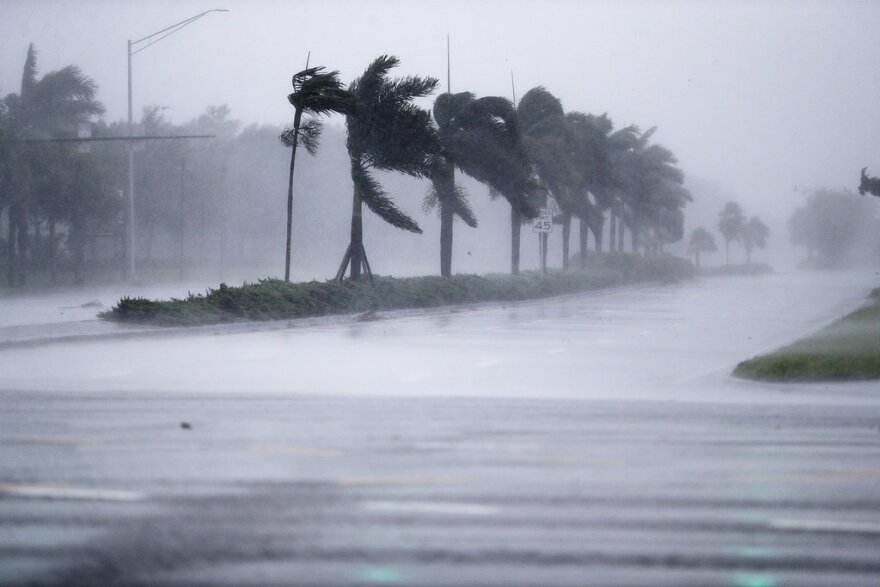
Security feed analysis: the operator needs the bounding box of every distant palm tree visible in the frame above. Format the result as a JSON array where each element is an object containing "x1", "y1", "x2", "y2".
[
  {"x1": 687, "y1": 226, "x2": 717, "y2": 269},
  {"x1": 742, "y1": 215, "x2": 769, "y2": 264},
  {"x1": 428, "y1": 92, "x2": 535, "y2": 276},
  {"x1": 566, "y1": 111, "x2": 613, "y2": 264},
  {"x1": 336, "y1": 55, "x2": 438, "y2": 281},
  {"x1": 718, "y1": 201, "x2": 746, "y2": 265},
  {"x1": 281, "y1": 66, "x2": 355, "y2": 282},
  {"x1": 2, "y1": 44, "x2": 104, "y2": 286},
  {"x1": 518, "y1": 87, "x2": 582, "y2": 270}
]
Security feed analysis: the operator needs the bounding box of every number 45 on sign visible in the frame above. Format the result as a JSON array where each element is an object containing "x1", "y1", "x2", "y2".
[{"x1": 533, "y1": 208, "x2": 553, "y2": 233}]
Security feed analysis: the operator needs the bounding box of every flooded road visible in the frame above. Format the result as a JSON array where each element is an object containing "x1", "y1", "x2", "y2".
[
  {"x1": 0, "y1": 269, "x2": 876, "y2": 401},
  {"x1": 1, "y1": 270, "x2": 879, "y2": 586}
]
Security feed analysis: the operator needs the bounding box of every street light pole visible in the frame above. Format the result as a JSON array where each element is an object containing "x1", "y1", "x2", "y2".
[{"x1": 126, "y1": 9, "x2": 228, "y2": 282}]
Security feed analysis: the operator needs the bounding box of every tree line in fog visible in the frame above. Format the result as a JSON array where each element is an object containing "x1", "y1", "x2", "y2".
[{"x1": 1, "y1": 48, "x2": 695, "y2": 287}]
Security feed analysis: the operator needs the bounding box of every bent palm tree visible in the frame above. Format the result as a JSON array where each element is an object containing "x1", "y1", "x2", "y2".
[
  {"x1": 429, "y1": 92, "x2": 535, "y2": 276},
  {"x1": 281, "y1": 66, "x2": 355, "y2": 281},
  {"x1": 518, "y1": 87, "x2": 582, "y2": 270},
  {"x1": 336, "y1": 55, "x2": 438, "y2": 280}
]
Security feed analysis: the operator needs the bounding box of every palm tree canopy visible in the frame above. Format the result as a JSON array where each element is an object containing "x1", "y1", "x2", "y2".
[
  {"x1": 518, "y1": 87, "x2": 584, "y2": 217},
  {"x1": 688, "y1": 226, "x2": 718, "y2": 254},
  {"x1": 347, "y1": 55, "x2": 439, "y2": 177},
  {"x1": 432, "y1": 91, "x2": 536, "y2": 218},
  {"x1": 5, "y1": 44, "x2": 104, "y2": 138},
  {"x1": 344, "y1": 55, "x2": 439, "y2": 233},
  {"x1": 287, "y1": 66, "x2": 356, "y2": 116}
]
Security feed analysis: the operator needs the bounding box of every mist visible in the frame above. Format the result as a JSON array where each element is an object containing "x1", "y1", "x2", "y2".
[
  {"x1": 3, "y1": 1, "x2": 880, "y2": 285},
  {"x1": 3, "y1": 2, "x2": 880, "y2": 586}
]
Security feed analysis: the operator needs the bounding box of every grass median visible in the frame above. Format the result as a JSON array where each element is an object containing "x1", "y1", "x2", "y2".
[
  {"x1": 100, "y1": 253, "x2": 694, "y2": 327},
  {"x1": 734, "y1": 293, "x2": 880, "y2": 381}
]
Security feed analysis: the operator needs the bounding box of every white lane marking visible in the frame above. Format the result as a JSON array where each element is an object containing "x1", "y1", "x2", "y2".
[
  {"x1": 362, "y1": 500, "x2": 498, "y2": 517},
  {"x1": 768, "y1": 518, "x2": 880, "y2": 535},
  {"x1": 0, "y1": 483, "x2": 144, "y2": 502}
]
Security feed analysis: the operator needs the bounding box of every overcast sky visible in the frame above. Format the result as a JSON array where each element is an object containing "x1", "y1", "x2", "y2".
[{"x1": 2, "y1": 0, "x2": 879, "y2": 220}]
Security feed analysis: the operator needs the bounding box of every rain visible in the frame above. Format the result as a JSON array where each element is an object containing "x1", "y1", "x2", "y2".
[{"x1": 1, "y1": 1, "x2": 880, "y2": 585}]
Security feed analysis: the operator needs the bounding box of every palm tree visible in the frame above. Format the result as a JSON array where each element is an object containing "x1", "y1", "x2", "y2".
[
  {"x1": 336, "y1": 55, "x2": 438, "y2": 281},
  {"x1": 718, "y1": 201, "x2": 746, "y2": 265},
  {"x1": 605, "y1": 124, "x2": 641, "y2": 253},
  {"x1": 687, "y1": 226, "x2": 717, "y2": 269},
  {"x1": 428, "y1": 92, "x2": 535, "y2": 276},
  {"x1": 2, "y1": 44, "x2": 104, "y2": 286},
  {"x1": 566, "y1": 112, "x2": 613, "y2": 264},
  {"x1": 518, "y1": 87, "x2": 582, "y2": 270},
  {"x1": 280, "y1": 66, "x2": 355, "y2": 282},
  {"x1": 742, "y1": 215, "x2": 769, "y2": 264}
]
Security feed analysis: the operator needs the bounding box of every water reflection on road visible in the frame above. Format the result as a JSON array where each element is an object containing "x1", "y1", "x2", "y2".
[{"x1": 0, "y1": 270, "x2": 877, "y2": 403}]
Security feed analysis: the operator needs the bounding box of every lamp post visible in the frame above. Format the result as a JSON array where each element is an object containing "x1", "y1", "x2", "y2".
[{"x1": 127, "y1": 9, "x2": 228, "y2": 282}]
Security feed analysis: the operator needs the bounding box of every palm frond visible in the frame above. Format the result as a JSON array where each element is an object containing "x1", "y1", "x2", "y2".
[{"x1": 352, "y1": 157, "x2": 422, "y2": 233}]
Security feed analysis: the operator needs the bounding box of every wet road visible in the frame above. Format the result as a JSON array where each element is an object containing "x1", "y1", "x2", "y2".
[{"x1": 1, "y1": 270, "x2": 879, "y2": 586}]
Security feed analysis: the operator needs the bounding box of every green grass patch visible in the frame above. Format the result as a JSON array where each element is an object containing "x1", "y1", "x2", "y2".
[
  {"x1": 734, "y1": 295, "x2": 880, "y2": 381},
  {"x1": 100, "y1": 253, "x2": 694, "y2": 327}
]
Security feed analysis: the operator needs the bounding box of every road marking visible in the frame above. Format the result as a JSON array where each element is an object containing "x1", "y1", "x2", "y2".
[
  {"x1": 0, "y1": 483, "x2": 144, "y2": 502},
  {"x1": 13, "y1": 437, "x2": 97, "y2": 446},
  {"x1": 768, "y1": 518, "x2": 880, "y2": 535},
  {"x1": 362, "y1": 500, "x2": 498, "y2": 516},
  {"x1": 337, "y1": 474, "x2": 471, "y2": 487},
  {"x1": 246, "y1": 444, "x2": 339, "y2": 457}
]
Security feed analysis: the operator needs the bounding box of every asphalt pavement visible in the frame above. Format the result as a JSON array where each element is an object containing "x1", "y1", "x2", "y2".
[{"x1": 1, "y1": 270, "x2": 879, "y2": 586}]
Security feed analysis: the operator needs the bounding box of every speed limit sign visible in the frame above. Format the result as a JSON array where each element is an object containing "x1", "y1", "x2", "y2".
[{"x1": 533, "y1": 208, "x2": 553, "y2": 233}]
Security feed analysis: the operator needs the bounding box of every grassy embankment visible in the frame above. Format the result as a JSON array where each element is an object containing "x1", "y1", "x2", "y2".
[
  {"x1": 734, "y1": 290, "x2": 880, "y2": 381},
  {"x1": 100, "y1": 253, "x2": 694, "y2": 327}
]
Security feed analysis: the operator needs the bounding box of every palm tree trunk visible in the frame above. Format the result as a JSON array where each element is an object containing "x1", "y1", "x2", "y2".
[
  {"x1": 725, "y1": 240, "x2": 730, "y2": 266},
  {"x1": 49, "y1": 217, "x2": 57, "y2": 285},
  {"x1": 6, "y1": 206, "x2": 15, "y2": 287},
  {"x1": 440, "y1": 203, "x2": 453, "y2": 277},
  {"x1": 284, "y1": 109, "x2": 303, "y2": 282},
  {"x1": 511, "y1": 207, "x2": 521, "y2": 275},
  {"x1": 561, "y1": 212, "x2": 571, "y2": 270},
  {"x1": 350, "y1": 183, "x2": 363, "y2": 280},
  {"x1": 695, "y1": 251, "x2": 701, "y2": 270},
  {"x1": 609, "y1": 211, "x2": 617, "y2": 252},
  {"x1": 541, "y1": 232, "x2": 549, "y2": 274},
  {"x1": 15, "y1": 206, "x2": 27, "y2": 286},
  {"x1": 592, "y1": 216, "x2": 604, "y2": 253},
  {"x1": 630, "y1": 224, "x2": 638, "y2": 254},
  {"x1": 578, "y1": 217, "x2": 588, "y2": 269}
]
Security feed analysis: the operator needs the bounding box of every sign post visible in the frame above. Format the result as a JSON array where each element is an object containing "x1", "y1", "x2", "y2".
[{"x1": 533, "y1": 208, "x2": 552, "y2": 275}]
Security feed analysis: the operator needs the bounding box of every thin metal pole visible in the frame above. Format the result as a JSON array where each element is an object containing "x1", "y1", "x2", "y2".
[
  {"x1": 510, "y1": 71, "x2": 517, "y2": 105},
  {"x1": 126, "y1": 39, "x2": 136, "y2": 282},
  {"x1": 447, "y1": 34, "x2": 451, "y2": 94}
]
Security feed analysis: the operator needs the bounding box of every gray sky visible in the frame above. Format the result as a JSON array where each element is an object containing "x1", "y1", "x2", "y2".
[{"x1": 2, "y1": 0, "x2": 879, "y2": 220}]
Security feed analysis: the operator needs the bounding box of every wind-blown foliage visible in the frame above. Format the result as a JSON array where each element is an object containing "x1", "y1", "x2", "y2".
[
  {"x1": 718, "y1": 201, "x2": 746, "y2": 265},
  {"x1": 742, "y1": 216, "x2": 769, "y2": 264},
  {"x1": 1, "y1": 44, "x2": 106, "y2": 287},
  {"x1": 518, "y1": 87, "x2": 583, "y2": 269},
  {"x1": 429, "y1": 91, "x2": 535, "y2": 276},
  {"x1": 338, "y1": 55, "x2": 439, "y2": 280},
  {"x1": 281, "y1": 65, "x2": 355, "y2": 281},
  {"x1": 687, "y1": 226, "x2": 717, "y2": 269}
]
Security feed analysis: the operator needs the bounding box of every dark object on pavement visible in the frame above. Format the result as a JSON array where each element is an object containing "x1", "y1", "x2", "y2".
[{"x1": 180, "y1": 422, "x2": 192, "y2": 430}]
